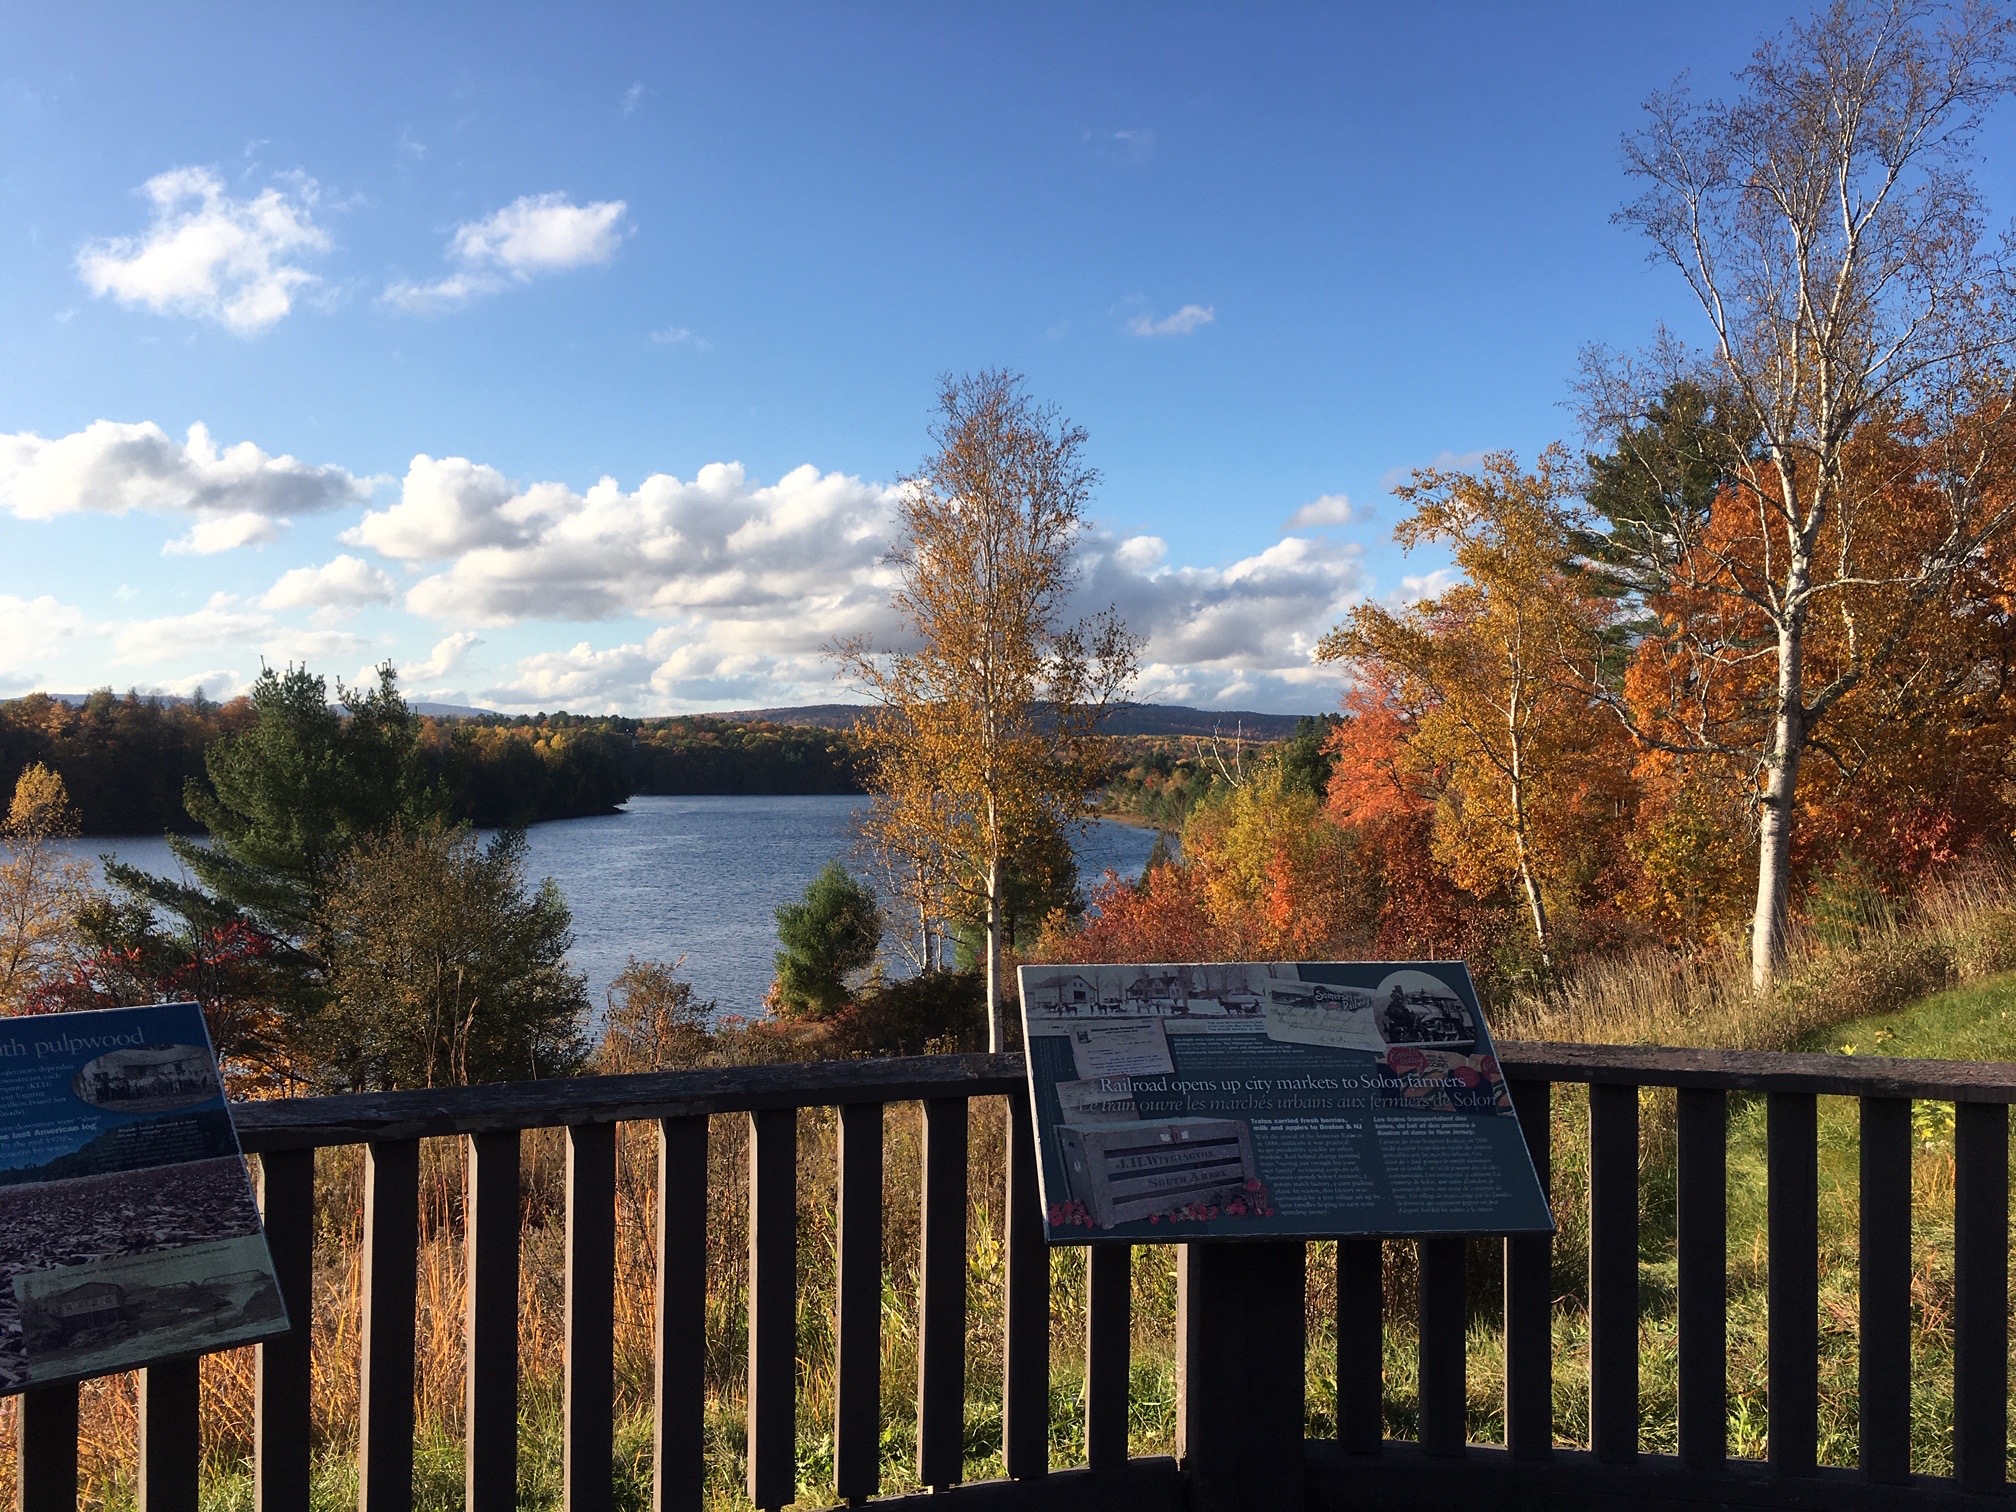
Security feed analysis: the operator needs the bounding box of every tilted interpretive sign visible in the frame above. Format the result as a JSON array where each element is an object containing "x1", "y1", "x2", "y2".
[
  {"x1": 0, "y1": 1002, "x2": 288, "y2": 1394},
  {"x1": 1019, "y1": 961, "x2": 1553, "y2": 1242}
]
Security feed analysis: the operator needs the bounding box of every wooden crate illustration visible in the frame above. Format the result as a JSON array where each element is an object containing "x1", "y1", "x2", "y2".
[{"x1": 1056, "y1": 1118, "x2": 1257, "y2": 1227}]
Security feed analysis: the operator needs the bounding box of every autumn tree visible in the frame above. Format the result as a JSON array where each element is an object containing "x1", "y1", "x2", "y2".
[
  {"x1": 0, "y1": 764, "x2": 94, "y2": 1009},
  {"x1": 1587, "y1": 0, "x2": 2016, "y2": 988},
  {"x1": 839, "y1": 371, "x2": 1137, "y2": 1049},
  {"x1": 1319, "y1": 448, "x2": 1625, "y2": 969}
]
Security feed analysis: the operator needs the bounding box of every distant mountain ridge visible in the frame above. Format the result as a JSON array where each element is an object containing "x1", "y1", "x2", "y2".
[{"x1": 716, "y1": 702, "x2": 1316, "y2": 739}]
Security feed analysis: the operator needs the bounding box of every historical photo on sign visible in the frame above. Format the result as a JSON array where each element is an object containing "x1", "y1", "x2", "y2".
[
  {"x1": 1019, "y1": 961, "x2": 1552, "y2": 1243},
  {"x1": 0, "y1": 1003, "x2": 287, "y2": 1394}
]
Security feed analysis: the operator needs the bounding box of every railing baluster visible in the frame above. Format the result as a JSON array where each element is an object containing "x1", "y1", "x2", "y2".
[
  {"x1": 1504, "y1": 1077, "x2": 1552, "y2": 1461},
  {"x1": 465, "y1": 1131, "x2": 521, "y2": 1512},
  {"x1": 1086, "y1": 1243, "x2": 1132, "y2": 1471},
  {"x1": 138, "y1": 1359, "x2": 200, "y2": 1512},
  {"x1": 1588, "y1": 1081, "x2": 1638, "y2": 1466},
  {"x1": 1766, "y1": 1092, "x2": 1818, "y2": 1477},
  {"x1": 1178, "y1": 1241, "x2": 1307, "y2": 1511},
  {"x1": 1858, "y1": 1096, "x2": 1911, "y2": 1485},
  {"x1": 1416, "y1": 1237, "x2": 1466, "y2": 1457},
  {"x1": 747, "y1": 1107, "x2": 798, "y2": 1511},
  {"x1": 917, "y1": 1096, "x2": 969, "y2": 1492},
  {"x1": 1676, "y1": 1086, "x2": 1726, "y2": 1473},
  {"x1": 1953, "y1": 1100, "x2": 2007, "y2": 1494},
  {"x1": 655, "y1": 1115, "x2": 709, "y2": 1512},
  {"x1": 256, "y1": 1147, "x2": 315, "y2": 1512},
  {"x1": 1337, "y1": 1238, "x2": 1383, "y2": 1455},
  {"x1": 17, "y1": 1383, "x2": 79, "y2": 1512},
  {"x1": 358, "y1": 1137, "x2": 419, "y2": 1512},
  {"x1": 835, "y1": 1102, "x2": 884, "y2": 1504},
  {"x1": 566, "y1": 1123, "x2": 617, "y2": 1512},
  {"x1": 1004, "y1": 1093, "x2": 1050, "y2": 1480}
]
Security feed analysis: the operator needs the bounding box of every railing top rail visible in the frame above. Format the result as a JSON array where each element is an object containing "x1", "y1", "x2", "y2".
[
  {"x1": 1498, "y1": 1039, "x2": 2016, "y2": 1101},
  {"x1": 233, "y1": 1052, "x2": 1025, "y2": 1152},
  {"x1": 229, "y1": 1040, "x2": 2016, "y2": 1150}
]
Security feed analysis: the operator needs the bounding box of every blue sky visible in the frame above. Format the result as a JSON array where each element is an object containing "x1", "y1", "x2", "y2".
[{"x1": 0, "y1": 3, "x2": 1860, "y2": 713}]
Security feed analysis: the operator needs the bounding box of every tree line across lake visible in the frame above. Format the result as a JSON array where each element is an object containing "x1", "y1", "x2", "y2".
[{"x1": 0, "y1": 690, "x2": 865, "y2": 835}]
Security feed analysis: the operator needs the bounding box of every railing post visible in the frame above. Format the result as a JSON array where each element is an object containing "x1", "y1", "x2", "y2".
[
  {"x1": 835, "y1": 1102, "x2": 884, "y2": 1504},
  {"x1": 16, "y1": 1384, "x2": 79, "y2": 1512},
  {"x1": 1337, "y1": 1238, "x2": 1383, "y2": 1456},
  {"x1": 565, "y1": 1122, "x2": 617, "y2": 1512},
  {"x1": 139, "y1": 1359, "x2": 201, "y2": 1512},
  {"x1": 1953, "y1": 1100, "x2": 2007, "y2": 1495},
  {"x1": 655, "y1": 1115, "x2": 710, "y2": 1512},
  {"x1": 256, "y1": 1147, "x2": 316, "y2": 1512},
  {"x1": 465, "y1": 1131, "x2": 521, "y2": 1512},
  {"x1": 358, "y1": 1138, "x2": 419, "y2": 1512},
  {"x1": 1086, "y1": 1244, "x2": 1133, "y2": 1472},
  {"x1": 1003, "y1": 1093, "x2": 1050, "y2": 1480},
  {"x1": 1178, "y1": 1241, "x2": 1306, "y2": 1512},
  {"x1": 1503, "y1": 1077, "x2": 1552, "y2": 1461},
  {"x1": 747, "y1": 1107, "x2": 798, "y2": 1512},
  {"x1": 1858, "y1": 1096, "x2": 1912, "y2": 1485},
  {"x1": 1588, "y1": 1082, "x2": 1639, "y2": 1466},
  {"x1": 1676, "y1": 1087, "x2": 1727, "y2": 1473},
  {"x1": 1766, "y1": 1092, "x2": 1818, "y2": 1478},
  {"x1": 916, "y1": 1097, "x2": 968, "y2": 1492}
]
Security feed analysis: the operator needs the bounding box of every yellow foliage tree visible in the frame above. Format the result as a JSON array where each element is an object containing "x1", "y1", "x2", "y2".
[
  {"x1": 1319, "y1": 448, "x2": 1624, "y2": 968},
  {"x1": 840, "y1": 372, "x2": 1137, "y2": 1049},
  {"x1": 0, "y1": 764, "x2": 95, "y2": 1009}
]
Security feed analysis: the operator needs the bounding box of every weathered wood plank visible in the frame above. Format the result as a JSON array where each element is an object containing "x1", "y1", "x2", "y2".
[
  {"x1": 1495, "y1": 1041, "x2": 2016, "y2": 1102},
  {"x1": 566, "y1": 1123, "x2": 617, "y2": 1512},
  {"x1": 1003, "y1": 1094, "x2": 1050, "y2": 1481},
  {"x1": 465, "y1": 1131, "x2": 520, "y2": 1512},
  {"x1": 17, "y1": 1383, "x2": 79, "y2": 1512},
  {"x1": 1589, "y1": 1083, "x2": 1638, "y2": 1467},
  {"x1": 747, "y1": 1108, "x2": 798, "y2": 1511},
  {"x1": 1086, "y1": 1243, "x2": 1133, "y2": 1472},
  {"x1": 1675, "y1": 1087, "x2": 1726, "y2": 1474},
  {"x1": 1337, "y1": 1237, "x2": 1384, "y2": 1456},
  {"x1": 918, "y1": 1097, "x2": 970, "y2": 1492},
  {"x1": 1766, "y1": 1093, "x2": 1818, "y2": 1479},
  {"x1": 139, "y1": 1359, "x2": 201, "y2": 1512},
  {"x1": 1951, "y1": 1100, "x2": 2007, "y2": 1494},
  {"x1": 656, "y1": 1116, "x2": 709, "y2": 1512},
  {"x1": 1178, "y1": 1242, "x2": 1306, "y2": 1512},
  {"x1": 1857, "y1": 1096, "x2": 1911, "y2": 1485},
  {"x1": 1417, "y1": 1237, "x2": 1467, "y2": 1458},
  {"x1": 255, "y1": 1148, "x2": 315, "y2": 1512},
  {"x1": 1504, "y1": 1077, "x2": 1552, "y2": 1462},
  {"x1": 358, "y1": 1139, "x2": 418, "y2": 1512},
  {"x1": 835, "y1": 1102, "x2": 884, "y2": 1504}
]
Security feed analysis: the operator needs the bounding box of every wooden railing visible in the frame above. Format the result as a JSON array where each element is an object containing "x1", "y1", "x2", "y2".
[{"x1": 11, "y1": 1043, "x2": 2016, "y2": 1512}]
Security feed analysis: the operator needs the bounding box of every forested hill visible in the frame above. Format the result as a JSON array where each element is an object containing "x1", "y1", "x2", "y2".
[
  {"x1": 0, "y1": 694, "x2": 862, "y2": 836},
  {"x1": 720, "y1": 701, "x2": 1313, "y2": 738}
]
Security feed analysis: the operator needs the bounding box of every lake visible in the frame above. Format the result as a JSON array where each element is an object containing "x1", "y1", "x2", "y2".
[{"x1": 55, "y1": 796, "x2": 1164, "y2": 1015}]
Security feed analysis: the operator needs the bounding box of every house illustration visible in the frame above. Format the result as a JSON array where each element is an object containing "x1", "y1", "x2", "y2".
[
  {"x1": 1030, "y1": 975, "x2": 1098, "y2": 1014},
  {"x1": 1123, "y1": 973, "x2": 1188, "y2": 1014}
]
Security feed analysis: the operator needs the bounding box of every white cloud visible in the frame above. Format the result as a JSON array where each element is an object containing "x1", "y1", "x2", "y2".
[
  {"x1": 0, "y1": 595, "x2": 90, "y2": 683},
  {"x1": 0, "y1": 421, "x2": 370, "y2": 553},
  {"x1": 341, "y1": 454, "x2": 531, "y2": 559},
  {"x1": 407, "y1": 630, "x2": 482, "y2": 681},
  {"x1": 77, "y1": 167, "x2": 331, "y2": 333},
  {"x1": 112, "y1": 596, "x2": 272, "y2": 665},
  {"x1": 261, "y1": 555, "x2": 398, "y2": 615},
  {"x1": 1283, "y1": 493, "x2": 1353, "y2": 531},
  {"x1": 1128, "y1": 303, "x2": 1215, "y2": 338},
  {"x1": 165, "y1": 511, "x2": 285, "y2": 555},
  {"x1": 621, "y1": 83, "x2": 645, "y2": 116},
  {"x1": 384, "y1": 192, "x2": 628, "y2": 310},
  {"x1": 1396, "y1": 568, "x2": 1460, "y2": 604},
  {"x1": 1114, "y1": 535, "x2": 1167, "y2": 571}
]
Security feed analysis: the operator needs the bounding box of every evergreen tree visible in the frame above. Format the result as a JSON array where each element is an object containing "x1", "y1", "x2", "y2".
[{"x1": 771, "y1": 862, "x2": 883, "y2": 1018}]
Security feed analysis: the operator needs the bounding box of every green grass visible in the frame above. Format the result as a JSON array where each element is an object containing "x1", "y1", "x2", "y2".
[{"x1": 1816, "y1": 968, "x2": 2016, "y2": 1062}]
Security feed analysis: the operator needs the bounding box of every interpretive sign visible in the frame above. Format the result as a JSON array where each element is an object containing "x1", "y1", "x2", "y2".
[
  {"x1": 0, "y1": 1002, "x2": 288, "y2": 1394},
  {"x1": 1019, "y1": 961, "x2": 1553, "y2": 1242}
]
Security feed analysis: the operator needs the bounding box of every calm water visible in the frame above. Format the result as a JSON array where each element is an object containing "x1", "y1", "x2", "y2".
[{"x1": 57, "y1": 795, "x2": 1163, "y2": 1014}]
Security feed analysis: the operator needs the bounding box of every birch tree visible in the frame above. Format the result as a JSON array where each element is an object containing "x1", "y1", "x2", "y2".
[
  {"x1": 839, "y1": 371, "x2": 1137, "y2": 1050},
  {"x1": 1587, "y1": 0, "x2": 2016, "y2": 990}
]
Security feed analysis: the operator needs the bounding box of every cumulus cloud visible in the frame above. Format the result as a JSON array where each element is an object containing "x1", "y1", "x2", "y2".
[
  {"x1": 112, "y1": 596, "x2": 272, "y2": 665},
  {"x1": 407, "y1": 630, "x2": 482, "y2": 681},
  {"x1": 261, "y1": 555, "x2": 398, "y2": 616},
  {"x1": 0, "y1": 595, "x2": 91, "y2": 688},
  {"x1": 1128, "y1": 303, "x2": 1215, "y2": 338},
  {"x1": 77, "y1": 167, "x2": 331, "y2": 333},
  {"x1": 0, "y1": 421, "x2": 370, "y2": 552},
  {"x1": 1283, "y1": 493, "x2": 1353, "y2": 531},
  {"x1": 384, "y1": 192, "x2": 629, "y2": 310}
]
